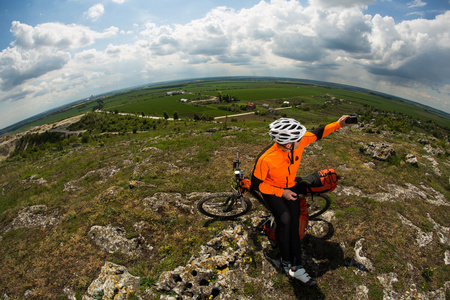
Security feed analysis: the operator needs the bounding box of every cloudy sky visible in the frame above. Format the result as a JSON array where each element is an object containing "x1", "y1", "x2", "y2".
[{"x1": 0, "y1": 0, "x2": 449, "y2": 129}]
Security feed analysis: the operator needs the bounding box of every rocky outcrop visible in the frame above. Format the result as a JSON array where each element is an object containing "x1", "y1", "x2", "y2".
[
  {"x1": 418, "y1": 138, "x2": 430, "y2": 145},
  {"x1": 155, "y1": 223, "x2": 277, "y2": 299},
  {"x1": 143, "y1": 192, "x2": 209, "y2": 214},
  {"x1": 1, "y1": 205, "x2": 61, "y2": 235},
  {"x1": 0, "y1": 115, "x2": 84, "y2": 161},
  {"x1": 423, "y1": 144, "x2": 445, "y2": 156},
  {"x1": 128, "y1": 180, "x2": 156, "y2": 189},
  {"x1": 0, "y1": 134, "x2": 21, "y2": 161},
  {"x1": 362, "y1": 142, "x2": 395, "y2": 161},
  {"x1": 353, "y1": 285, "x2": 369, "y2": 300},
  {"x1": 354, "y1": 238, "x2": 374, "y2": 271},
  {"x1": 428, "y1": 213, "x2": 450, "y2": 246},
  {"x1": 377, "y1": 269, "x2": 450, "y2": 299},
  {"x1": 405, "y1": 154, "x2": 418, "y2": 166},
  {"x1": 335, "y1": 183, "x2": 449, "y2": 206},
  {"x1": 63, "y1": 166, "x2": 120, "y2": 192},
  {"x1": 397, "y1": 213, "x2": 433, "y2": 247},
  {"x1": 83, "y1": 262, "x2": 140, "y2": 300},
  {"x1": 423, "y1": 155, "x2": 442, "y2": 176},
  {"x1": 97, "y1": 186, "x2": 124, "y2": 201},
  {"x1": 88, "y1": 224, "x2": 152, "y2": 257},
  {"x1": 20, "y1": 174, "x2": 48, "y2": 185}
]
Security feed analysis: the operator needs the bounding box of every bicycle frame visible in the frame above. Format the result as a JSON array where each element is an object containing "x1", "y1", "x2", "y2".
[
  {"x1": 197, "y1": 151, "x2": 333, "y2": 225},
  {"x1": 230, "y1": 152, "x2": 248, "y2": 208},
  {"x1": 232, "y1": 152, "x2": 244, "y2": 191}
]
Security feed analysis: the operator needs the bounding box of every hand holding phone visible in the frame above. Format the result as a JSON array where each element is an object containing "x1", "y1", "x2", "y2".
[{"x1": 345, "y1": 116, "x2": 358, "y2": 124}]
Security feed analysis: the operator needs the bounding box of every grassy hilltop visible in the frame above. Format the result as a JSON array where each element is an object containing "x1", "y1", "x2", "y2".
[{"x1": 0, "y1": 79, "x2": 449, "y2": 299}]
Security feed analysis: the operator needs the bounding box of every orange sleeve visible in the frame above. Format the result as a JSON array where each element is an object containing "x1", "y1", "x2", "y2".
[{"x1": 301, "y1": 121, "x2": 341, "y2": 147}]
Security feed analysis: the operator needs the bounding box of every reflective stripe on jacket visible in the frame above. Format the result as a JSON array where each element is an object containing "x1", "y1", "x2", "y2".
[{"x1": 251, "y1": 122, "x2": 341, "y2": 197}]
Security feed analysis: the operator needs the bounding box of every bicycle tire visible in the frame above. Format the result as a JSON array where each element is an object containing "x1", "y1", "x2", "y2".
[
  {"x1": 307, "y1": 194, "x2": 331, "y2": 220},
  {"x1": 197, "y1": 192, "x2": 252, "y2": 219}
]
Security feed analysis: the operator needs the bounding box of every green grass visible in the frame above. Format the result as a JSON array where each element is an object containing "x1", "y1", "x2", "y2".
[{"x1": 107, "y1": 94, "x2": 217, "y2": 117}]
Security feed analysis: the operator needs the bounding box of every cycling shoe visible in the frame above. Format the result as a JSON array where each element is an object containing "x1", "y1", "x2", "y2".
[{"x1": 288, "y1": 266, "x2": 317, "y2": 286}]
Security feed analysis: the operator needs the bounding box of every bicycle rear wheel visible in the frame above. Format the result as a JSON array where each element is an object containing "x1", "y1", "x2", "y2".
[
  {"x1": 197, "y1": 192, "x2": 252, "y2": 219},
  {"x1": 307, "y1": 194, "x2": 331, "y2": 220}
]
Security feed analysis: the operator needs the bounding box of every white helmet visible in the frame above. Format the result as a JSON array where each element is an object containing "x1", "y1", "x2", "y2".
[{"x1": 269, "y1": 118, "x2": 307, "y2": 144}]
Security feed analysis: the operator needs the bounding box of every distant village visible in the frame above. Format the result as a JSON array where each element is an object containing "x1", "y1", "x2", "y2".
[{"x1": 166, "y1": 90, "x2": 347, "y2": 116}]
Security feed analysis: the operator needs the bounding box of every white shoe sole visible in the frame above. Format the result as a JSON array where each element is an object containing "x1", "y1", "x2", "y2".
[{"x1": 288, "y1": 268, "x2": 317, "y2": 285}]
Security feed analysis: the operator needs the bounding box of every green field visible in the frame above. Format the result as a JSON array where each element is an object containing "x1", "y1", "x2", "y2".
[
  {"x1": 101, "y1": 80, "x2": 450, "y2": 127},
  {"x1": 15, "y1": 78, "x2": 450, "y2": 132}
]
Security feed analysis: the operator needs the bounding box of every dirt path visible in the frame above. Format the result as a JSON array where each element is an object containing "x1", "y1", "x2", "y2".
[{"x1": 214, "y1": 106, "x2": 291, "y2": 119}]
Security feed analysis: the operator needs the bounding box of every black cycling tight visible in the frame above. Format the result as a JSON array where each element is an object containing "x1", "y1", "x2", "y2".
[{"x1": 263, "y1": 190, "x2": 302, "y2": 266}]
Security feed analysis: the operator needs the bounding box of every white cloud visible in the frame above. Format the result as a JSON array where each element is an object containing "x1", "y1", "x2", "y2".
[
  {"x1": 10, "y1": 21, "x2": 117, "y2": 50},
  {"x1": 0, "y1": 47, "x2": 70, "y2": 91},
  {"x1": 84, "y1": 4, "x2": 105, "y2": 22},
  {"x1": 1, "y1": 0, "x2": 450, "y2": 129},
  {"x1": 0, "y1": 22, "x2": 117, "y2": 93},
  {"x1": 309, "y1": 0, "x2": 375, "y2": 8},
  {"x1": 407, "y1": 0, "x2": 427, "y2": 8},
  {"x1": 5, "y1": 1, "x2": 450, "y2": 93},
  {"x1": 366, "y1": 11, "x2": 450, "y2": 87}
]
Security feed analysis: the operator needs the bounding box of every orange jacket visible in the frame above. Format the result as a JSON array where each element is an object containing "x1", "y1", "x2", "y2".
[{"x1": 251, "y1": 122, "x2": 341, "y2": 197}]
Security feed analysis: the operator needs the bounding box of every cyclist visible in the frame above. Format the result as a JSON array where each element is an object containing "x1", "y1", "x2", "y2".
[{"x1": 251, "y1": 115, "x2": 351, "y2": 285}]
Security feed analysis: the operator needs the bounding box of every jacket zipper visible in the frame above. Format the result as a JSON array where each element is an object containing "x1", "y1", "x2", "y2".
[{"x1": 286, "y1": 154, "x2": 291, "y2": 188}]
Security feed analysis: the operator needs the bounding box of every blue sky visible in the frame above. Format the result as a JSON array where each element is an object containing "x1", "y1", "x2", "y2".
[{"x1": 0, "y1": 0, "x2": 449, "y2": 129}]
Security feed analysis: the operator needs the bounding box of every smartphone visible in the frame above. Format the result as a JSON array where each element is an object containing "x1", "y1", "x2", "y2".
[{"x1": 345, "y1": 116, "x2": 358, "y2": 124}]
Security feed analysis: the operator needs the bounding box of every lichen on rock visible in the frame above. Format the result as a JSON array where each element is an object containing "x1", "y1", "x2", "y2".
[
  {"x1": 2, "y1": 205, "x2": 61, "y2": 235},
  {"x1": 155, "y1": 223, "x2": 276, "y2": 299},
  {"x1": 88, "y1": 224, "x2": 145, "y2": 257},
  {"x1": 83, "y1": 262, "x2": 140, "y2": 300}
]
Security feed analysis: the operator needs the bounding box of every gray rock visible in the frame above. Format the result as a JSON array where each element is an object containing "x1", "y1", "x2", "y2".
[
  {"x1": 21, "y1": 174, "x2": 48, "y2": 185},
  {"x1": 427, "y1": 213, "x2": 450, "y2": 246},
  {"x1": 397, "y1": 213, "x2": 433, "y2": 247},
  {"x1": 143, "y1": 192, "x2": 196, "y2": 214},
  {"x1": 2, "y1": 205, "x2": 61, "y2": 234},
  {"x1": 83, "y1": 262, "x2": 140, "y2": 300},
  {"x1": 423, "y1": 155, "x2": 441, "y2": 176},
  {"x1": 424, "y1": 144, "x2": 445, "y2": 155},
  {"x1": 363, "y1": 161, "x2": 375, "y2": 169},
  {"x1": 335, "y1": 183, "x2": 449, "y2": 206},
  {"x1": 354, "y1": 238, "x2": 374, "y2": 271},
  {"x1": 88, "y1": 224, "x2": 144, "y2": 257},
  {"x1": 155, "y1": 223, "x2": 276, "y2": 299},
  {"x1": 128, "y1": 180, "x2": 157, "y2": 189},
  {"x1": 405, "y1": 154, "x2": 418, "y2": 166},
  {"x1": 64, "y1": 167, "x2": 120, "y2": 192},
  {"x1": 353, "y1": 285, "x2": 369, "y2": 300},
  {"x1": 1, "y1": 293, "x2": 10, "y2": 300},
  {"x1": 97, "y1": 186, "x2": 124, "y2": 201},
  {"x1": 363, "y1": 142, "x2": 395, "y2": 161},
  {"x1": 377, "y1": 271, "x2": 449, "y2": 299}
]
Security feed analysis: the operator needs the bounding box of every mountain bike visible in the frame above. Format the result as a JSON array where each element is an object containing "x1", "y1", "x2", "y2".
[{"x1": 197, "y1": 152, "x2": 333, "y2": 221}]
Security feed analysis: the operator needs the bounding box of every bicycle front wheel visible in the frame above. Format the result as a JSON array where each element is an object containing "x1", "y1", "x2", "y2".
[
  {"x1": 197, "y1": 192, "x2": 252, "y2": 219},
  {"x1": 307, "y1": 194, "x2": 331, "y2": 220}
]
